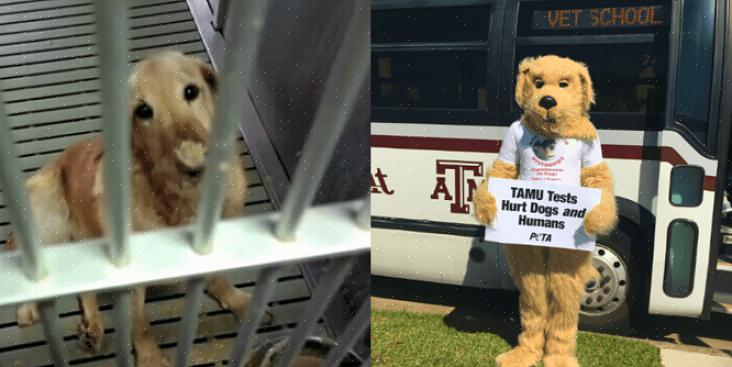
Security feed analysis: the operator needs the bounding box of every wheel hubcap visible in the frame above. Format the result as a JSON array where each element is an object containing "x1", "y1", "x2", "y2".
[{"x1": 580, "y1": 243, "x2": 628, "y2": 317}]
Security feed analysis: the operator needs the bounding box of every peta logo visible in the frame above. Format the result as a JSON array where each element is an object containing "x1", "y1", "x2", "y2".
[
  {"x1": 430, "y1": 160, "x2": 483, "y2": 214},
  {"x1": 371, "y1": 168, "x2": 394, "y2": 195}
]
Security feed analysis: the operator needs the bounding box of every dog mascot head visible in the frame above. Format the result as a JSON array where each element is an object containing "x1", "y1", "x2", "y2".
[{"x1": 515, "y1": 55, "x2": 598, "y2": 140}]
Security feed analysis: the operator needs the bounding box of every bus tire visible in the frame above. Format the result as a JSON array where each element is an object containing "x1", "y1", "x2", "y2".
[{"x1": 578, "y1": 225, "x2": 643, "y2": 335}]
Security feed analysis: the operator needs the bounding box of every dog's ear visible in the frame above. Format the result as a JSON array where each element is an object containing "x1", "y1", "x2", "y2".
[
  {"x1": 515, "y1": 57, "x2": 535, "y2": 109},
  {"x1": 576, "y1": 61, "x2": 595, "y2": 111},
  {"x1": 196, "y1": 60, "x2": 218, "y2": 94}
]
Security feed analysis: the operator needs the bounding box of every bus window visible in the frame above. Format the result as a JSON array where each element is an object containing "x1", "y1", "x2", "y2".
[
  {"x1": 372, "y1": 5, "x2": 493, "y2": 123},
  {"x1": 673, "y1": 0, "x2": 716, "y2": 147},
  {"x1": 511, "y1": 2, "x2": 671, "y2": 129},
  {"x1": 372, "y1": 6, "x2": 490, "y2": 43},
  {"x1": 374, "y1": 51, "x2": 487, "y2": 110}
]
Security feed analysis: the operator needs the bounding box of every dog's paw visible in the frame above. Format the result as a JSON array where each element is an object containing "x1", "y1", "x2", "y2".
[
  {"x1": 77, "y1": 319, "x2": 104, "y2": 354},
  {"x1": 135, "y1": 344, "x2": 170, "y2": 367},
  {"x1": 218, "y1": 288, "x2": 250, "y2": 319},
  {"x1": 217, "y1": 289, "x2": 275, "y2": 325},
  {"x1": 17, "y1": 303, "x2": 40, "y2": 327},
  {"x1": 583, "y1": 204, "x2": 616, "y2": 236},
  {"x1": 473, "y1": 181, "x2": 497, "y2": 225},
  {"x1": 136, "y1": 353, "x2": 170, "y2": 367}
]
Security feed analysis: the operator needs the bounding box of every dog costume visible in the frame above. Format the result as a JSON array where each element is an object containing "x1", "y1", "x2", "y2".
[{"x1": 474, "y1": 55, "x2": 618, "y2": 367}]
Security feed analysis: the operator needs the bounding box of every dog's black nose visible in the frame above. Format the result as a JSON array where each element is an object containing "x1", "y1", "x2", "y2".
[{"x1": 539, "y1": 96, "x2": 557, "y2": 110}]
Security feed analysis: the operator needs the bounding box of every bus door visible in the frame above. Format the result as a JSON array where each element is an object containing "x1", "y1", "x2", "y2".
[{"x1": 647, "y1": 0, "x2": 726, "y2": 318}]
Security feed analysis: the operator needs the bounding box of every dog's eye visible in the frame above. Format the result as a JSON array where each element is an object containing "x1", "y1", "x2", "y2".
[
  {"x1": 534, "y1": 79, "x2": 544, "y2": 89},
  {"x1": 134, "y1": 103, "x2": 153, "y2": 119},
  {"x1": 559, "y1": 81, "x2": 569, "y2": 88},
  {"x1": 184, "y1": 84, "x2": 199, "y2": 101}
]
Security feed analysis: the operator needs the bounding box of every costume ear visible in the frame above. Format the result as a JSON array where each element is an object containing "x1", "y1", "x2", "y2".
[
  {"x1": 576, "y1": 61, "x2": 595, "y2": 111},
  {"x1": 515, "y1": 57, "x2": 535, "y2": 109},
  {"x1": 196, "y1": 60, "x2": 218, "y2": 95}
]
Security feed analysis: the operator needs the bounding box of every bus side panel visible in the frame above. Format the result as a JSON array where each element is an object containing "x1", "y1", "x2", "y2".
[
  {"x1": 371, "y1": 147, "x2": 494, "y2": 224},
  {"x1": 371, "y1": 228, "x2": 514, "y2": 290}
]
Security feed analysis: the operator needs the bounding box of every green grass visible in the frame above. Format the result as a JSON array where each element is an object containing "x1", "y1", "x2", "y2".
[{"x1": 372, "y1": 310, "x2": 662, "y2": 367}]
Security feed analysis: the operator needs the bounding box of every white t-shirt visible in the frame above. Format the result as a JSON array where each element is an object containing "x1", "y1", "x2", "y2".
[{"x1": 497, "y1": 120, "x2": 603, "y2": 186}]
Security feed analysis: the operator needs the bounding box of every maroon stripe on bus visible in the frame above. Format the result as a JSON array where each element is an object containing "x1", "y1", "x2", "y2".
[
  {"x1": 371, "y1": 135, "x2": 501, "y2": 153},
  {"x1": 601, "y1": 145, "x2": 687, "y2": 166},
  {"x1": 371, "y1": 135, "x2": 717, "y2": 191},
  {"x1": 704, "y1": 177, "x2": 716, "y2": 191}
]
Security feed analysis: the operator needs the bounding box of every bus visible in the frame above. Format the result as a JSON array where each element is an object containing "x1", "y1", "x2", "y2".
[{"x1": 370, "y1": 0, "x2": 732, "y2": 333}]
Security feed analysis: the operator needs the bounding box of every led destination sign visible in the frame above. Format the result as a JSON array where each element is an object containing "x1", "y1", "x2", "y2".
[{"x1": 533, "y1": 6, "x2": 670, "y2": 30}]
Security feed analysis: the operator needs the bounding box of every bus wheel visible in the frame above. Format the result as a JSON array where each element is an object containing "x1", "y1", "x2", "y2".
[{"x1": 579, "y1": 228, "x2": 637, "y2": 335}]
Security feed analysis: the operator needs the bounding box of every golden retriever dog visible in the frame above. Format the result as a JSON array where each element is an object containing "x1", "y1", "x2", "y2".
[{"x1": 6, "y1": 51, "x2": 261, "y2": 366}]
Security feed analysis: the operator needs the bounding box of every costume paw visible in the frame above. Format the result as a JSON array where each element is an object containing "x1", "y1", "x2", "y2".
[
  {"x1": 496, "y1": 346, "x2": 542, "y2": 367},
  {"x1": 583, "y1": 204, "x2": 616, "y2": 236},
  {"x1": 543, "y1": 354, "x2": 580, "y2": 367},
  {"x1": 77, "y1": 318, "x2": 104, "y2": 353},
  {"x1": 474, "y1": 180, "x2": 497, "y2": 225},
  {"x1": 17, "y1": 303, "x2": 40, "y2": 327}
]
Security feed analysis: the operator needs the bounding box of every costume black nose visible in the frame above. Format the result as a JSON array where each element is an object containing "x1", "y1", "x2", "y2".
[{"x1": 539, "y1": 96, "x2": 557, "y2": 110}]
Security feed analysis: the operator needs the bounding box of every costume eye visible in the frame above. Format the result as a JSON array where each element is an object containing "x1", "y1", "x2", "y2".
[
  {"x1": 184, "y1": 84, "x2": 199, "y2": 101},
  {"x1": 559, "y1": 81, "x2": 569, "y2": 88},
  {"x1": 134, "y1": 102, "x2": 153, "y2": 119},
  {"x1": 534, "y1": 79, "x2": 544, "y2": 89}
]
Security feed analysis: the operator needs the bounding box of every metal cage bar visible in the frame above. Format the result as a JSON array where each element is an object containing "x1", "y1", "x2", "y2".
[
  {"x1": 356, "y1": 199, "x2": 370, "y2": 230},
  {"x1": 0, "y1": 101, "x2": 46, "y2": 281},
  {"x1": 94, "y1": 0, "x2": 132, "y2": 267},
  {"x1": 214, "y1": 0, "x2": 230, "y2": 31},
  {"x1": 174, "y1": 277, "x2": 207, "y2": 367},
  {"x1": 38, "y1": 300, "x2": 69, "y2": 367},
  {"x1": 112, "y1": 290, "x2": 134, "y2": 367},
  {"x1": 0, "y1": 201, "x2": 368, "y2": 306},
  {"x1": 193, "y1": 0, "x2": 271, "y2": 254},
  {"x1": 274, "y1": 0, "x2": 370, "y2": 242},
  {"x1": 274, "y1": 257, "x2": 356, "y2": 367},
  {"x1": 228, "y1": 266, "x2": 281, "y2": 367},
  {"x1": 322, "y1": 299, "x2": 370, "y2": 367}
]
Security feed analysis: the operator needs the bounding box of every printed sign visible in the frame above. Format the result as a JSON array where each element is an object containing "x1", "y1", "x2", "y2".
[
  {"x1": 532, "y1": 6, "x2": 669, "y2": 30},
  {"x1": 483, "y1": 178, "x2": 601, "y2": 251}
]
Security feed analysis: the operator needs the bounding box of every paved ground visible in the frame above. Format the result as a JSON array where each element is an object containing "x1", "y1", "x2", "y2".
[
  {"x1": 372, "y1": 276, "x2": 732, "y2": 366},
  {"x1": 660, "y1": 349, "x2": 732, "y2": 367}
]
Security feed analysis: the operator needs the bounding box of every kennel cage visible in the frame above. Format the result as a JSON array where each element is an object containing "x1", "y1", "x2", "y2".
[{"x1": 0, "y1": 0, "x2": 370, "y2": 366}]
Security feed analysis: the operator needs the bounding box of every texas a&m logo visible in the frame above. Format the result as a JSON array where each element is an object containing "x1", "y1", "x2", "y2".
[{"x1": 430, "y1": 160, "x2": 483, "y2": 214}]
